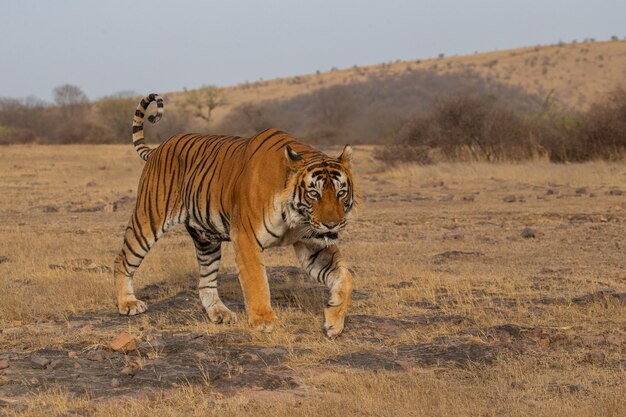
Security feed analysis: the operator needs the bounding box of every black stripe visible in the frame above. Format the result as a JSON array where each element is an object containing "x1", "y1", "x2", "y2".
[
  {"x1": 198, "y1": 285, "x2": 217, "y2": 290},
  {"x1": 200, "y1": 268, "x2": 219, "y2": 278},
  {"x1": 308, "y1": 248, "x2": 324, "y2": 267},
  {"x1": 247, "y1": 130, "x2": 282, "y2": 161},
  {"x1": 132, "y1": 125, "x2": 143, "y2": 133},
  {"x1": 135, "y1": 109, "x2": 144, "y2": 117},
  {"x1": 262, "y1": 208, "x2": 280, "y2": 239},
  {"x1": 248, "y1": 217, "x2": 263, "y2": 250},
  {"x1": 123, "y1": 238, "x2": 144, "y2": 259}
]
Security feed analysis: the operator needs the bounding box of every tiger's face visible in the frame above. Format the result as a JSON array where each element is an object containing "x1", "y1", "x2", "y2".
[{"x1": 286, "y1": 145, "x2": 355, "y2": 243}]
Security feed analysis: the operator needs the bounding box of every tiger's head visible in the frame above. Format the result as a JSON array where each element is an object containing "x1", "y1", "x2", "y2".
[{"x1": 285, "y1": 145, "x2": 356, "y2": 243}]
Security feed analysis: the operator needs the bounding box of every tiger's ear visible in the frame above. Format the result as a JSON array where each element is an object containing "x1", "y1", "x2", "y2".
[
  {"x1": 285, "y1": 145, "x2": 303, "y2": 170},
  {"x1": 338, "y1": 144, "x2": 353, "y2": 166}
]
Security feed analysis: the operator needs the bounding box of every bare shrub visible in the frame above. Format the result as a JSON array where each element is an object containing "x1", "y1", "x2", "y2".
[
  {"x1": 378, "y1": 87, "x2": 626, "y2": 164},
  {"x1": 0, "y1": 126, "x2": 36, "y2": 145},
  {"x1": 0, "y1": 97, "x2": 53, "y2": 140},
  {"x1": 217, "y1": 102, "x2": 279, "y2": 136},
  {"x1": 144, "y1": 106, "x2": 193, "y2": 143},
  {"x1": 378, "y1": 94, "x2": 538, "y2": 163},
  {"x1": 89, "y1": 94, "x2": 138, "y2": 143},
  {"x1": 576, "y1": 88, "x2": 626, "y2": 160},
  {"x1": 51, "y1": 84, "x2": 92, "y2": 143}
]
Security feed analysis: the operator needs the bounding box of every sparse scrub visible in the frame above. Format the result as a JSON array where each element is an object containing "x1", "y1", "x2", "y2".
[{"x1": 377, "y1": 87, "x2": 626, "y2": 164}]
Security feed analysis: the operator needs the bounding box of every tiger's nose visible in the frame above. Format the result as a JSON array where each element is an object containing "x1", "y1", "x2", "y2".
[{"x1": 323, "y1": 221, "x2": 338, "y2": 229}]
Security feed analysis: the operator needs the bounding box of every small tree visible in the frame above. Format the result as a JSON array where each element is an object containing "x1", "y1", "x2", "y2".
[
  {"x1": 182, "y1": 85, "x2": 227, "y2": 128},
  {"x1": 53, "y1": 84, "x2": 88, "y2": 106},
  {"x1": 51, "y1": 84, "x2": 91, "y2": 143}
]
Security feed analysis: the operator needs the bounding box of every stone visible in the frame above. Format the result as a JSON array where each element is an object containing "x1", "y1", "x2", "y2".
[
  {"x1": 575, "y1": 187, "x2": 587, "y2": 194},
  {"x1": 605, "y1": 334, "x2": 625, "y2": 346},
  {"x1": 461, "y1": 194, "x2": 476, "y2": 202},
  {"x1": 110, "y1": 332, "x2": 138, "y2": 353},
  {"x1": 439, "y1": 194, "x2": 454, "y2": 202},
  {"x1": 0, "y1": 359, "x2": 9, "y2": 369},
  {"x1": 421, "y1": 180, "x2": 444, "y2": 188},
  {"x1": 111, "y1": 378, "x2": 121, "y2": 388},
  {"x1": 520, "y1": 228, "x2": 536, "y2": 238},
  {"x1": 68, "y1": 351, "x2": 78, "y2": 358},
  {"x1": 584, "y1": 351, "x2": 605, "y2": 364},
  {"x1": 103, "y1": 202, "x2": 118, "y2": 213},
  {"x1": 0, "y1": 256, "x2": 8, "y2": 264},
  {"x1": 546, "y1": 188, "x2": 558, "y2": 195},
  {"x1": 503, "y1": 195, "x2": 517, "y2": 203},
  {"x1": 42, "y1": 205, "x2": 59, "y2": 213},
  {"x1": 49, "y1": 359, "x2": 63, "y2": 369},
  {"x1": 30, "y1": 356, "x2": 51, "y2": 369},
  {"x1": 608, "y1": 189, "x2": 623, "y2": 196},
  {"x1": 120, "y1": 366, "x2": 137, "y2": 376},
  {"x1": 443, "y1": 232, "x2": 464, "y2": 240},
  {"x1": 538, "y1": 338, "x2": 551, "y2": 349},
  {"x1": 85, "y1": 351, "x2": 105, "y2": 362}
]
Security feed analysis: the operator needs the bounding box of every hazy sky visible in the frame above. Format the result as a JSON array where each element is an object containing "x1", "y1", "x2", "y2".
[{"x1": 1, "y1": 0, "x2": 624, "y2": 101}]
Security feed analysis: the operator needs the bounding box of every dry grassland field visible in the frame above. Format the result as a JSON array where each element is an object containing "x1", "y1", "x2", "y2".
[{"x1": 0, "y1": 144, "x2": 625, "y2": 416}]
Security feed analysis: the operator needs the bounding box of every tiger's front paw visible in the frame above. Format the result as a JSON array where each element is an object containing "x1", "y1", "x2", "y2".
[
  {"x1": 118, "y1": 297, "x2": 147, "y2": 316},
  {"x1": 324, "y1": 305, "x2": 347, "y2": 338},
  {"x1": 206, "y1": 303, "x2": 238, "y2": 324},
  {"x1": 248, "y1": 309, "x2": 277, "y2": 333}
]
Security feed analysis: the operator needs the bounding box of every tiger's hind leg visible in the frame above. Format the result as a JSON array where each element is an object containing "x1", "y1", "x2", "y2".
[
  {"x1": 114, "y1": 221, "x2": 155, "y2": 315},
  {"x1": 187, "y1": 226, "x2": 237, "y2": 324},
  {"x1": 113, "y1": 210, "x2": 169, "y2": 315}
]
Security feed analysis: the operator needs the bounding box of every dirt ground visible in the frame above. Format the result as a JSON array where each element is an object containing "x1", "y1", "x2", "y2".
[{"x1": 0, "y1": 144, "x2": 625, "y2": 416}]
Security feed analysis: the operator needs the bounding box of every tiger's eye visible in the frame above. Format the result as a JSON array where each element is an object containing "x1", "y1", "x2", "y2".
[
  {"x1": 337, "y1": 190, "x2": 347, "y2": 199},
  {"x1": 307, "y1": 190, "x2": 320, "y2": 200}
]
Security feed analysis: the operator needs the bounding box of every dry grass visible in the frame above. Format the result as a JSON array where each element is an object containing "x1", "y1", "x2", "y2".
[
  {"x1": 1, "y1": 144, "x2": 625, "y2": 415},
  {"x1": 175, "y1": 40, "x2": 626, "y2": 125}
]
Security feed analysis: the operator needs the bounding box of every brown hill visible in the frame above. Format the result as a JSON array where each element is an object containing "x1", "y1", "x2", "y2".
[{"x1": 199, "y1": 40, "x2": 625, "y2": 125}]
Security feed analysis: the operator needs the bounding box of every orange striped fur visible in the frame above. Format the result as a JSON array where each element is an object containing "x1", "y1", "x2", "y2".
[{"x1": 114, "y1": 94, "x2": 356, "y2": 337}]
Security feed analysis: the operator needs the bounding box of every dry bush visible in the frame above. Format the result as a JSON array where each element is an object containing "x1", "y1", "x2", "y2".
[
  {"x1": 0, "y1": 126, "x2": 36, "y2": 145},
  {"x1": 575, "y1": 87, "x2": 626, "y2": 160},
  {"x1": 217, "y1": 102, "x2": 280, "y2": 136},
  {"x1": 216, "y1": 69, "x2": 542, "y2": 146},
  {"x1": 378, "y1": 87, "x2": 626, "y2": 164},
  {"x1": 377, "y1": 93, "x2": 540, "y2": 164},
  {"x1": 0, "y1": 97, "x2": 53, "y2": 141},
  {"x1": 89, "y1": 94, "x2": 139, "y2": 143}
]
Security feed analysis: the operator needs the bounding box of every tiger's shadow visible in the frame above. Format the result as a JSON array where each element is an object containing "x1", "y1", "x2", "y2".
[{"x1": 135, "y1": 266, "x2": 330, "y2": 324}]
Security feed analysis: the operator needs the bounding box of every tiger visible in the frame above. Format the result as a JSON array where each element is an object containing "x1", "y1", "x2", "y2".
[{"x1": 113, "y1": 93, "x2": 356, "y2": 337}]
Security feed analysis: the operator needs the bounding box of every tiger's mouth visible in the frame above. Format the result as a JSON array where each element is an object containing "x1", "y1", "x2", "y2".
[{"x1": 310, "y1": 231, "x2": 339, "y2": 240}]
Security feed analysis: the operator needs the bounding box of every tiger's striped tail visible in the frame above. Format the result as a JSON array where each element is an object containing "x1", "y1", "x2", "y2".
[{"x1": 132, "y1": 93, "x2": 164, "y2": 161}]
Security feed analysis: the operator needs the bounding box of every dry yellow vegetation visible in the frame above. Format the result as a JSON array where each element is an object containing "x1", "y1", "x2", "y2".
[
  {"x1": 189, "y1": 40, "x2": 626, "y2": 125},
  {"x1": 0, "y1": 144, "x2": 625, "y2": 416}
]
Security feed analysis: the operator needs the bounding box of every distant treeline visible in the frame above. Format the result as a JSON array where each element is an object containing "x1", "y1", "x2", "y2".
[{"x1": 1, "y1": 70, "x2": 624, "y2": 163}]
